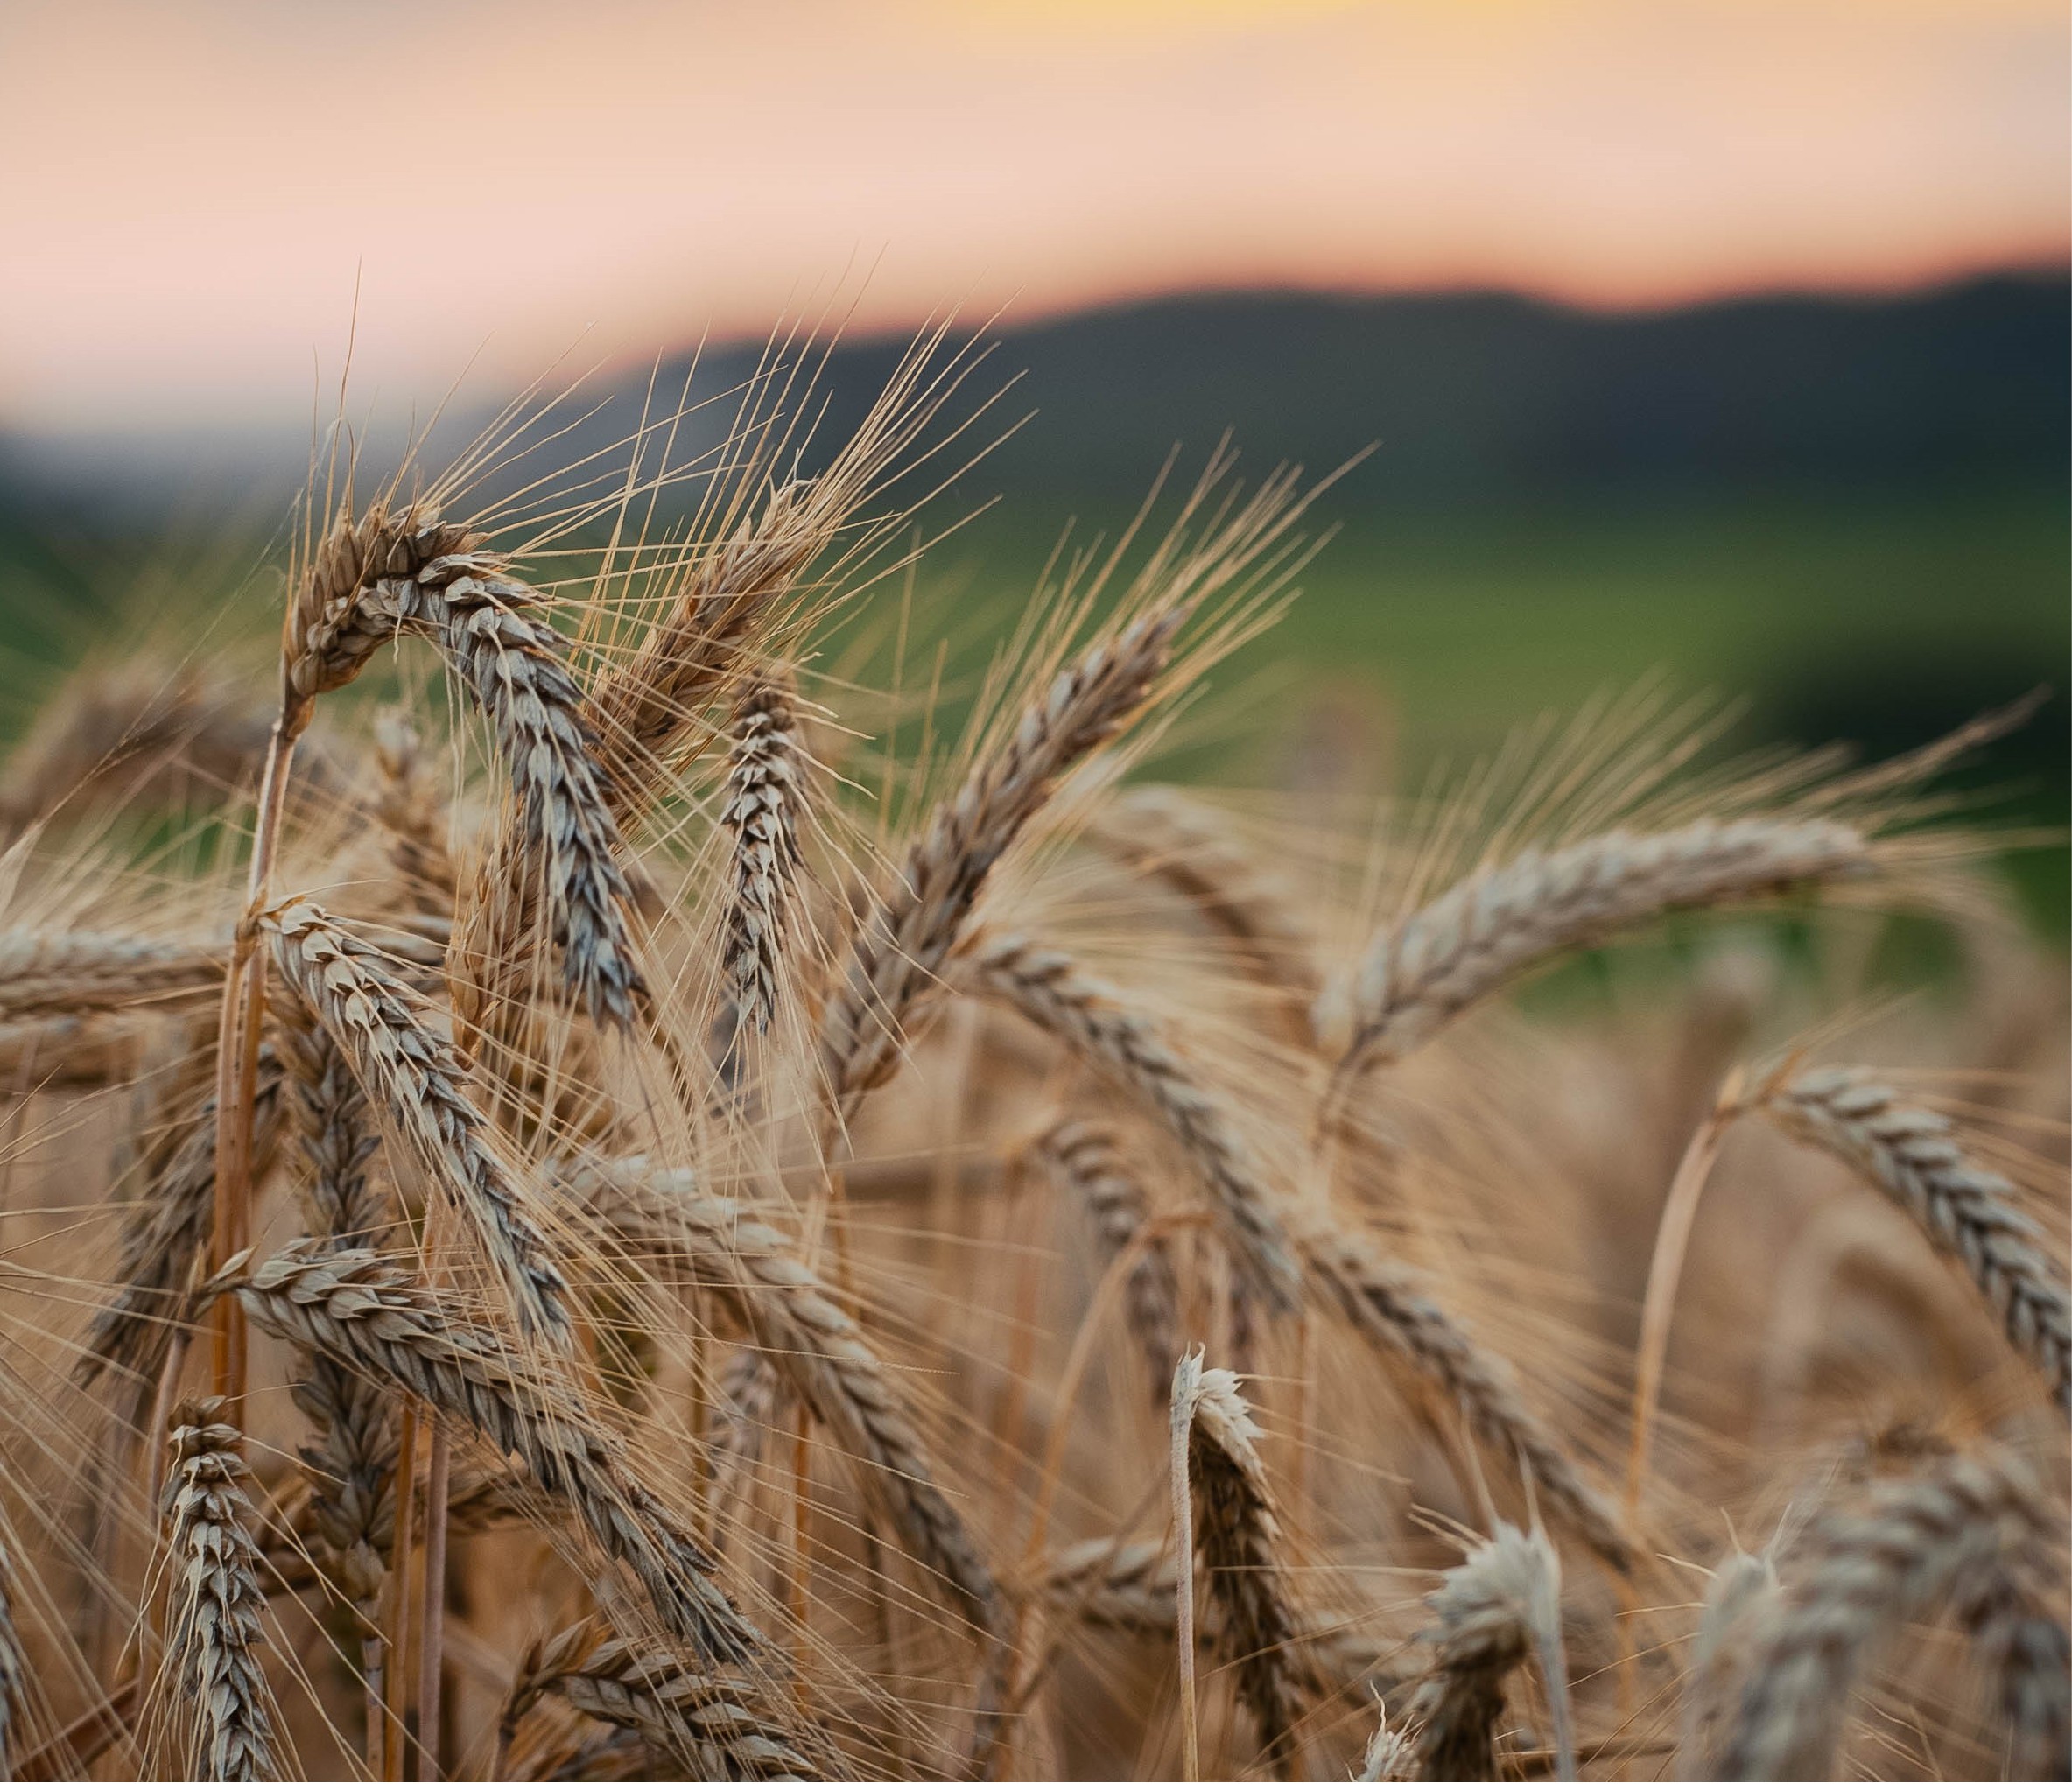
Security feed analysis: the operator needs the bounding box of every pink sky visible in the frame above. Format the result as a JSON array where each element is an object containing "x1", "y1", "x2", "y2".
[{"x1": 3, "y1": 0, "x2": 2064, "y2": 432}]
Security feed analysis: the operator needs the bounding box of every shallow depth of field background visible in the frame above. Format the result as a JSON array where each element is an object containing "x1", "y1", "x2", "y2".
[{"x1": 2, "y1": 0, "x2": 2065, "y2": 924}]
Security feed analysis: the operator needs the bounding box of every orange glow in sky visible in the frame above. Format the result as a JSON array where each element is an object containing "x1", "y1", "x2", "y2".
[{"x1": 2, "y1": 0, "x2": 2064, "y2": 431}]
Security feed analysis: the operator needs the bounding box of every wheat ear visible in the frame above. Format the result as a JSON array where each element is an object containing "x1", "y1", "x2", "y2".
[
  {"x1": 275, "y1": 1001, "x2": 397, "y2": 1751},
  {"x1": 590, "y1": 478, "x2": 830, "y2": 821},
  {"x1": 1297, "y1": 1221, "x2": 1633, "y2": 1574},
  {"x1": 720, "y1": 673, "x2": 808, "y2": 1036},
  {"x1": 819, "y1": 607, "x2": 1189, "y2": 1116},
  {"x1": 1169, "y1": 1351, "x2": 1310, "y2": 1775},
  {"x1": 1755, "y1": 1067, "x2": 2072, "y2": 1412},
  {"x1": 969, "y1": 935, "x2": 1300, "y2": 1312},
  {"x1": 1674, "y1": 1546, "x2": 1779, "y2": 1780},
  {"x1": 0, "y1": 930, "x2": 223, "y2": 1022},
  {"x1": 228, "y1": 1243, "x2": 759, "y2": 1664},
  {"x1": 1331, "y1": 817, "x2": 1868, "y2": 1089},
  {"x1": 1357, "y1": 1705, "x2": 1415, "y2": 1782},
  {"x1": 283, "y1": 502, "x2": 642, "y2": 1028},
  {"x1": 1954, "y1": 1559, "x2": 2071, "y2": 1783},
  {"x1": 264, "y1": 898, "x2": 569, "y2": 1343},
  {"x1": 1405, "y1": 1521, "x2": 1572, "y2": 1783},
  {"x1": 77, "y1": 1053, "x2": 286, "y2": 1389},
  {"x1": 369, "y1": 706, "x2": 456, "y2": 917},
  {"x1": 502, "y1": 1619, "x2": 818, "y2": 1781},
  {"x1": 1720, "y1": 1446, "x2": 2058, "y2": 1780},
  {"x1": 1091, "y1": 786, "x2": 1321, "y2": 1020},
  {"x1": 578, "y1": 1162, "x2": 1001, "y2": 1635},
  {"x1": 160, "y1": 1399, "x2": 282, "y2": 1783},
  {"x1": 1028, "y1": 1120, "x2": 1183, "y2": 1393}
]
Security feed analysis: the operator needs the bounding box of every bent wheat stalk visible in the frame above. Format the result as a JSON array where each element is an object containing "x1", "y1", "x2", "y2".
[
  {"x1": 284, "y1": 502, "x2": 643, "y2": 1029},
  {"x1": 161, "y1": 1399, "x2": 282, "y2": 1783},
  {"x1": 1406, "y1": 1522, "x2": 1573, "y2": 1784},
  {"x1": 969, "y1": 935, "x2": 1300, "y2": 1312},
  {"x1": 265, "y1": 898, "x2": 569, "y2": 1344},
  {"x1": 227, "y1": 1243, "x2": 760, "y2": 1665},
  {"x1": 1330, "y1": 817, "x2": 1868, "y2": 1093},
  {"x1": 1754, "y1": 1067, "x2": 2072, "y2": 1412}
]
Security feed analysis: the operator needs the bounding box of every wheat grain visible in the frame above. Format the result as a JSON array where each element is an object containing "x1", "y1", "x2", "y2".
[
  {"x1": 1405, "y1": 1522, "x2": 1571, "y2": 1783},
  {"x1": 160, "y1": 1399, "x2": 282, "y2": 1782},
  {"x1": 1331, "y1": 818, "x2": 1868, "y2": 1089},
  {"x1": 720, "y1": 674, "x2": 807, "y2": 1036},
  {"x1": 969, "y1": 935, "x2": 1299, "y2": 1312},
  {"x1": 1297, "y1": 1221, "x2": 1633, "y2": 1575},
  {"x1": 1028, "y1": 1120, "x2": 1183, "y2": 1392},
  {"x1": 228, "y1": 1242, "x2": 760, "y2": 1665},
  {"x1": 265, "y1": 897, "x2": 569, "y2": 1343},
  {"x1": 1720, "y1": 1446, "x2": 2056, "y2": 1780},
  {"x1": 502, "y1": 1619, "x2": 818, "y2": 1780},
  {"x1": 1170, "y1": 1352, "x2": 1310, "y2": 1774},
  {"x1": 1757, "y1": 1067, "x2": 2072, "y2": 1412}
]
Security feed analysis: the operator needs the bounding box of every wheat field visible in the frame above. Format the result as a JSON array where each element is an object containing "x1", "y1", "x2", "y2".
[{"x1": 0, "y1": 336, "x2": 2063, "y2": 1783}]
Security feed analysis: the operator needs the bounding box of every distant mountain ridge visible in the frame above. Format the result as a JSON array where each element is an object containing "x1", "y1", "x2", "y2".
[
  {"x1": 766, "y1": 272, "x2": 2069, "y2": 508},
  {"x1": 4, "y1": 273, "x2": 2064, "y2": 520}
]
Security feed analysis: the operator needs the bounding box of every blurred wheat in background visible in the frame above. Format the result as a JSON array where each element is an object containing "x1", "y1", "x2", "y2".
[{"x1": 0, "y1": 330, "x2": 2060, "y2": 1784}]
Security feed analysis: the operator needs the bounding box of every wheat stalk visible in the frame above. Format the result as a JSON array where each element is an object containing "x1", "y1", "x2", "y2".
[
  {"x1": 1754, "y1": 1067, "x2": 2072, "y2": 1412},
  {"x1": 159, "y1": 1399, "x2": 282, "y2": 1782},
  {"x1": 0, "y1": 931, "x2": 223, "y2": 1022},
  {"x1": 576, "y1": 1161, "x2": 1002, "y2": 1636},
  {"x1": 1720, "y1": 1446, "x2": 2057, "y2": 1780},
  {"x1": 720, "y1": 673, "x2": 808, "y2": 1037},
  {"x1": 265, "y1": 897, "x2": 570, "y2": 1343},
  {"x1": 1169, "y1": 1351, "x2": 1310, "y2": 1776},
  {"x1": 969, "y1": 934, "x2": 1300, "y2": 1312},
  {"x1": 227, "y1": 1242, "x2": 760, "y2": 1665},
  {"x1": 1297, "y1": 1220, "x2": 1633, "y2": 1575},
  {"x1": 1405, "y1": 1521, "x2": 1573, "y2": 1783},
  {"x1": 501, "y1": 1619, "x2": 818, "y2": 1781},
  {"x1": 1330, "y1": 817, "x2": 1869, "y2": 1091},
  {"x1": 1028, "y1": 1120, "x2": 1183, "y2": 1393}
]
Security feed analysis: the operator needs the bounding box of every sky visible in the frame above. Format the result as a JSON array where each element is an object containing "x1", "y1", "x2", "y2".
[{"x1": 2, "y1": 0, "x2": 2065, "y2": 433}]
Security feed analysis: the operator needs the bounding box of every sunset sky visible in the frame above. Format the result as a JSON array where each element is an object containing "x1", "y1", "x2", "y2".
[{"x1": 2, "y1": 0, "x2": 2064, "y2": 432}]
